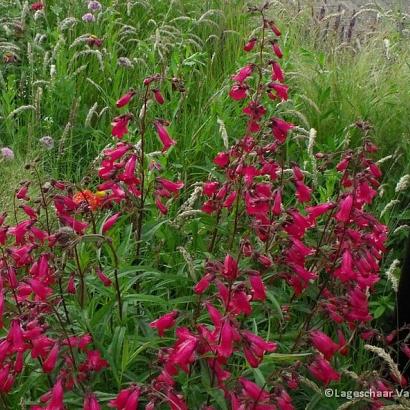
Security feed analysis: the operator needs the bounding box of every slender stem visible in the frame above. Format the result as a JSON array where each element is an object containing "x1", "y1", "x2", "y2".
[
  {"x1": 50, "y1": 304, "x2": 86, "y2": 392},
  {"x1": 291, "y1": 164, "x2": 359, "y2": 352},
  {"x1": 74, "y1": 246, "x2": 85, "y2": 309},
  {"x1": 1, "y1": 249, "x2": 23, "y2": 316},
  {"x1": 208, "y1": 208, "x2": 222, "y2": 253},
  {"x1": 73, "y1": 234, "x2": 123, "y2": 321},
  {"x1": 135, "y1": 84, "x2": 151, "y2": 260},
  {"x1": 32, "y1": 165, "x2": 51, "y2": 235},
  {"x1": 105, "y1": 239, "x2": 123, "y2": 322},
  {"x1": 228, "y1": 183, "x2": 243, "y2": 251}
]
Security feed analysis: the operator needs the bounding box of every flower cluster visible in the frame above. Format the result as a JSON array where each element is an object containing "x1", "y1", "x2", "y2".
[{"x1": 140, "y1": 5, "x2": 392, "y2": 409}]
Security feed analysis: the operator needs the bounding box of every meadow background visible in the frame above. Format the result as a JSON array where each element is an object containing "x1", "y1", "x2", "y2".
[{"x1": 1, "y1": 0, "x2": 410, "y2": 408}]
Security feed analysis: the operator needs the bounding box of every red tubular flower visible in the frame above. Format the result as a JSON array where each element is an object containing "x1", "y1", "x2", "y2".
[
  {"x1": 42, "y1": 342, "x2": 59, "y2": 373},
  {"x1": 310, "y1": 330, "x2": 339, "y2": 360},
  {"x1": 157, "y1": 178, "x2": 184, "y2": 193},
  {"x1": 96, "y1": 269, "x2": 112, "y2": 287},
  {"x1": 46, "y1": 379, "x2": 64, "y2": 409},
  {"x1": 154, "y1": 120, "x2": 176, "y2": 152},
  {"x1": 150, "y1": 311, "x2": 179, "y2": 336},
  {"x1": 218, "y1": 320, "x2": 235, "y2": 358},
  {"x1": 267, "y1": 20, "x2": 281, "y2": 36},
  {"x1": 269, "y1": 82, "x2": 288, "y2": 101},
  {"x1": 31, "y1": 1, "x2": 44, "y2": 11},
  {"x1": 111, "y1": 114, "x2": 132, "y2": 139},
  {"x1": 155, "y1": 197, "x2": 168, "y2": 215},
  {"x1": 270, "y1": 61, "x2": 284, "y2": 82},
  {"x1": 240, "y1": 377, "x2": 270, "y2": 402},
  {"x1": 124, "y1": 388, "x2": 140, "y2": 410},
  {"x1": 0, "y1": 292, "x2": 3, "y2": 329},
  {"x1": 81, "y1": 350, "x2": 108, "y2": 372},
  {"x1": 223, "y1": 254, "x2": 239, "y2": 280},
  {"x1": 275, "y1": 388, "x2": 294, "y2": 410},
  {"x1": 232, "y1": 64, "x2": 254, "y2": 83},
  {"x1": 203, "y1": 181, "x2": 219, "y2": 196},
  {"x1": 229, "y1": 84, "x2": 248, "y2": 100},
  {"x1": 194, "y1": 273, "x2": 213, "y2": 294},
  {"x1": 172, "y1": 337, "x2": 198, "y2": 372},
  {"x1": 104, "y1": 143, "x2": 131, "y2": 161},
  {"x1": 166, "y1": 390, "x2": 188, "y2": 410},
  {"x1": 21, "y1": 205, "x2": 37, "y2": 220},
  {"x1": 205, "y1": 302, "x2": 223, "y2": 327},
  {"x1": 270, "y1": 117, "x2": 294, "y2": 143},
  {"x1": 213, "y1": 152, "x2": 230, "y2": 167},
  {"x1": 249, "y1": 274, "x2": 266, "y2": 301},
  {"x1": 119, "y1": 154, "x2": 139, "y2": 184},
  {"x1": 153, "y1": 89, "x2": 165, "y2": 104},
  {"x1": 84, "y1": 393, "x2": 101, "y2": 410},
  {"x1": 335, "y1": 195, "x2": 353, "y2": 222},
  {"x1": 244, "y1": 37, "x2": 257, "y2": 52},
  {"x1": 116, "y1": 90, "x2": 136, "y2": 108},
  {"x1": 67, "y1": 274, "x2": 76, "y2": 294},
  {"x1": 16, "y1": 184, "x2": 30, "y2": 200},
  {"x1": 308, "y1": 355, "x2": 340, "y2": 385},
  {"x1": 7, "y1": 320, "x2": 25, "y2": 352},
  {"x1": 108, "y1": 388, "x2": 131, "y2": 409},
  {"x1": 294, "y1": 181, "x2": 312, "y2": 203},
  {"x1": 102, "y1": 213, "x2": 121, "y2": 233},
  {"x1": 29, "y1": 278, "x2": 52, "y2": 301},
  {"x1": 223, "y1": 191, "x2": 237, "y2": 208},
  {"x1": 59, "y1": 214, "x2": 88, "y2": 234},
  {"x1": 271, "y1": 40, "x2": 283, "y2": 58}
]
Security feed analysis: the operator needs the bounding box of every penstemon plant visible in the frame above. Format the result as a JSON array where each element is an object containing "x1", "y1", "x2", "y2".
[{"x1": 0, "y1": 1, "x2": 404, "y2": 410}]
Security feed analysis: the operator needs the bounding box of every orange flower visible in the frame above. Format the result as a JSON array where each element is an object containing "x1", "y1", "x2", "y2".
[{"x1": 73, "y1": 190, "x2": 103, "y2": 211}]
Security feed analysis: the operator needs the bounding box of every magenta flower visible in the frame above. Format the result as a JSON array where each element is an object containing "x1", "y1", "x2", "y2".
[
  {"x1": 223, "y1": 254, "x2": 239, "y2": 280},
  {"x1": 335, "y1": 194, "x2": 353, "y2": 222},
  {"x1": 84, "y1": 393, "x2": 101, "y2": 410},
  {"x1": 229, "y1": 84, "x2": 248, "y2": 100},
  {"x1": 154, "y1": 120, "x2": 176, "y2": 152},
  {"x1": 213, "y1": 151, "x2": 230, "y2": 167},
  {"x1": 268, "y1": 21, "x2": 281, "y2": 36},
  {"x1": 239, "y1": 377, "x2": 271, "y2": 402},
  {"x1": 42, "y1": 342, "x2": 59, "y2": 373},
  {"x1": 308, "y1": 355, "x2": 340, "y2": 385},
  {"x1": 157, "y1": 178, "x2": 184, "y2": 193},
  {"x1": 249, "y1": 274, "x2": 266, "y2": 301},
  {"x1": 30, "y1": 2, "x2": 44, "y2": 11},
  {"x1": 96, "y1": 269, "x2": 112, "y2": 287},
  {"x1": 270, "y1": 61, "x2": 284, "y2": 82},
  {"x1": 232, "y1": 64, "x2": 254, "y2": 83},
  {"x1": 153, "y1": 89, "x2": 165, "y2": 104},
  {"x1": 203, "y1": 181, "x2": 219, "y2": 196},
  {"x1": 269, "y1": 82, "x2": 289, "y2": 101},
  {"x1": 244, "y1": 37, "x2": 257, "y2": 52},
  {"x1": 102, "y1": 213, "x2": 121, "y2": 233},
  {"x1": 155, "y1": 197, "x2": 168, "y2": 215},
  {"x1": 116, "y1": 90, "x2": 136, "y2": 108},
  {"x1": 270, "y1": 117, "x2": 294, "y2": 143},
  {"x1": 271, "y1": 40, "x2": 283, "y2": 58},
  {"x1": 111, "y1": 114, "x2": 132, "y2": 139},
  {"x1": 150, "y1": 311, "x2": 179, "y2": 336},
  {"x1": 310, "y1": 330, "x2": 340, "y2": 360}
]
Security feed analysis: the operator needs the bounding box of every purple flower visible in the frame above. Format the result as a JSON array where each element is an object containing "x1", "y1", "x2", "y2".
[
  {"x1": 88, "y1": 1, "x2": 102, "y2": 12},
  {"x1": 82, "y1": 13, "x2": 95, "y2": 22},
  {"x1": 1, "y1": 147, "x2": 14, "y2": 160}
]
